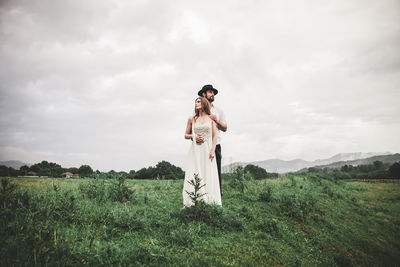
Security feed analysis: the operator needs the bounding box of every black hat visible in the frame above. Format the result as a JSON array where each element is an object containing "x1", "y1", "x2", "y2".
[{"x1": 198, "y1": 84, "x2": 218, "y2": 96}]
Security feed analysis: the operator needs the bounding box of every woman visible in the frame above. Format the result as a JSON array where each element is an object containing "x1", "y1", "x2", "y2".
[{"x1": 183, "y1": 97, "x2": 222, "y2": 207}]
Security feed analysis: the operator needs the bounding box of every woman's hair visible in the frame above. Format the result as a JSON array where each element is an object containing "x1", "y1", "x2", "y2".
[{"x1": 193, "y1": 97, "x2": 211, "y2": 121}]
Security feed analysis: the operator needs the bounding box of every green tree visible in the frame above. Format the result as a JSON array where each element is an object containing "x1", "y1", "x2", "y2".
[
  {"x1": 244, "y1": 164, "x2": 268, "y2": 179},
  {"x1": 155, "y1": 161, "x2": 184, "y2": 180},
  {"x1": 341, "y1": 165, "x2": 351, "y2": 172},
  {"x1": 308, "y1": 167, "x2": 322, "y2": 173},
  {"x1": 133, "y1": 161, "x2": 184, "y2": 179},
  {"x1": 79, "y1": 165, "x2": 94, "y2": 178},
  {"x1": 29, "y1": 164, "x2": 40, "y2": 173},
  {"x1": 128, "y1": 170, "x2": 136, "y2": 179},
  {"x1": 38, "y1": 168, "x2": 51, "y2": 176},
  {"x1": 19, "y1": 165, "x2": 29, "y2": 176},
  {"x1": 0, "y1": 165, "x2": 11, "y2": 177},
  {"x1": 29, "y1": 161, "x2": 62, "y2": 177},
  {"x1": 373, "y1": 161, "x2": 384, "y2": 170},
  {"x1": 67, "y1": 167, "x2": 79, "y2": 174},
  {"x1": 389, "y1": 162, "x2": 400, "y2": 178},
  {"x1": 118, "y1": 171, "x2": 128, "y2": 179},
  {"x1": 134, "y1": 168, "x2": 149, "y2": 179}
]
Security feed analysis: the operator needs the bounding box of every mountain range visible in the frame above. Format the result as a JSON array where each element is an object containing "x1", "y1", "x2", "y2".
[
  {"x1": 0, "y1": 160, "x2": 31, "y2": 169},
  {"x1": 299, "y1": 153, "x2": 400, "y2": 171},
  {"x1": 222, "y1": 152, "x2": 394, "y2": 173}
]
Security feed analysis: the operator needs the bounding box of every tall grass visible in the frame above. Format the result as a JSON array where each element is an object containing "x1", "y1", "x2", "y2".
[{"x1": 1, "y1": 173, "x2": 399, "y2": 266}]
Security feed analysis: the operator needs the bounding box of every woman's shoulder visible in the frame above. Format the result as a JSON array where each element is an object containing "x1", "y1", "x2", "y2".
[{"x1": 188, "y1": 116, "x2": 196, "y2": 123}]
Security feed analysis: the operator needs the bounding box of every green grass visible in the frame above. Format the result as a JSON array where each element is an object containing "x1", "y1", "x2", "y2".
[{"x1": 1, "y1": 174, "x2": 400, "y2": 266}]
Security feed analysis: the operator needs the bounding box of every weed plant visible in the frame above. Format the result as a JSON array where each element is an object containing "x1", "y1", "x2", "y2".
[
  {"x1": 229, "y1": 165, "x2": 248, "y2": 193},
  {"x1": 259, "y1": 184, "x2": 273, "y2": 202},
  {"x1": 184, "y1": 173, "x2": 206, "y2": 206}
]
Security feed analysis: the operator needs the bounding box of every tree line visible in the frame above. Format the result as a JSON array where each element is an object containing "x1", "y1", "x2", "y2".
[
  {"x1": 0, "y1": 160, "x2": 280, "y2": 180},
  {"x1": 223, "y1": 164, "x2": 279, "y2": 180},
  {"x1": 307, "y1": 161, "x2": 400, "y2": 179},
  {"x1": 243, "y1": 164, "x2": 279, "y2": 179},
  {"x1": 0, "y1": 160, "x2": 184, "y2": 180}
]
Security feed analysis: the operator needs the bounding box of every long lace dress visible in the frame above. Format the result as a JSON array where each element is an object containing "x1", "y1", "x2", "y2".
[{"x1": 182, "y1": 118, "x2": 222, "y2": 207}]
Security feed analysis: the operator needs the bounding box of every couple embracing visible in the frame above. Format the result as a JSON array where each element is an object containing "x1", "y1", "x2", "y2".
[{"x1": 183, "y1": 85, "x2": 227, "y2": 208}]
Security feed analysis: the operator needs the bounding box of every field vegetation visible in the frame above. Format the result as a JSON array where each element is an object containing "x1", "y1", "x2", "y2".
[{"x1": 1, "y1": 171, "x2": 400, "y2": 266}]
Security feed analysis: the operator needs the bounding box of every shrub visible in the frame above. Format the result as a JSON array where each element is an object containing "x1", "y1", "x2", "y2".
[
  {"x1": 322, "y1": 183, "x2": 335, "y2": 198},
  {"x1": 229, "y1": 166, "x2": 246, "y2": 193},
  {"x1": 110, "y1": 209, "x2": 143, "y2": 231},
  {"x1": 168, "y1": 227, "x2": 197, "y2": 247},
  {"x1": 0, "y1": 178, "x2": 18, "y2": 208},
  {"x1": 48, "y1": 186, "x2": 77, "y2": 223},
  {"x1": 259, "y1": 184, "x2": 273, "y2": 202},
  {"x1": 78, "y1": 179, "x2": 107, "y2": 202},
  {"x1": 244, "y1": 171, "x2": 254, "y2": 181},
  {"x1": 78, "y1": 178, "x2": 135, "y2": 203},
  {"x1": 279, "y1": 192, "x2": 317, "y2": 222},
  {"x1": 289, "y1": 176, "x2": 297, "y2": 187},
  {"x1": 107, "y1": 177, "x2": 135, "y2": 203},
  {"x1": 257, "y1": 218, "x2": 279, "y2": 236},
  {"x1": 334, "y1": 251, "x2": 353, "y2": 267},
  {"x1": 0, "y1": 182, "x2": 78, "y2": 266},
  {"x1": 239, "y1": 206, "x2": 253, "y2": 220},
  {"x1": 173, "y1": 202, "x2": 245, "y2": 231},
  {"x1": 176, "y1": 201, "x2": 221, "y2": 222}
]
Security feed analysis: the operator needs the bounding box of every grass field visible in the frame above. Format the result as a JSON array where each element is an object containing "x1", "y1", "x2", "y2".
[{"x1": 1, "y1": 173, "x2": 400, "y2": 266}]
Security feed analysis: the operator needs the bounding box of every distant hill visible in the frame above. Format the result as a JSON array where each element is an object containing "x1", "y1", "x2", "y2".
[
  {"x1": 222, "y1": 152, "x2": 392, "y2": 173},
  {"x1": 0, "y1": 160, "x2": 31, "y2": 169},
  {"x1": 300, "y1": 153, "x2": 400, "y2": 171}
]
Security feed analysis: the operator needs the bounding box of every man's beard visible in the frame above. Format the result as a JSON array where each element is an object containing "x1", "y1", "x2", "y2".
[{"x1": 207, "y1": 96, "x2": 214, "y2": 102}]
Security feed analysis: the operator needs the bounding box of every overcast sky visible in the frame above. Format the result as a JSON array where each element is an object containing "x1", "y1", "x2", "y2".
[{"x1": 1, "y1": 0, "x2": 399, "y2": 171}]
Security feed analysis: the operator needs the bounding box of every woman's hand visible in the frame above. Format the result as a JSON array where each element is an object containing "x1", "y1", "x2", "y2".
[
  {"x1": 196, "y1": 133, "x2": 204, "y2": 145},
  {"x1": 209, "y1": 150, "x2": 215, "y2": 161}
]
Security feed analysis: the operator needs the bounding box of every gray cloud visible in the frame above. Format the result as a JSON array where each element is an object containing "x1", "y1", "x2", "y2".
[{"x1": 1, "y1": 0, "x2": 399, "y2": 171}]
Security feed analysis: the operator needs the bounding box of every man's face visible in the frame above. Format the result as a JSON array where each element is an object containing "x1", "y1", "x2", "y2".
[{"x1": 203, "y1": 89, "x2": 214, "y2": 102}]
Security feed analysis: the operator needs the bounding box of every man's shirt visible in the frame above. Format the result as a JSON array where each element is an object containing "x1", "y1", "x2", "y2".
[{"x1": 211, "y1": 104, "x2": 226, "y2": 145}]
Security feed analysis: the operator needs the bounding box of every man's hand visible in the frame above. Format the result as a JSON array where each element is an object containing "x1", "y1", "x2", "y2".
[
  {"x1": 209, "y1": 114, "x2": 217, "y2": 122},
  {"x1": 196, "y1": 133, "x2": 204, "y2": 145},
  {"x1": 210, "y1": 114, "x2": 227, "y2": 132}
]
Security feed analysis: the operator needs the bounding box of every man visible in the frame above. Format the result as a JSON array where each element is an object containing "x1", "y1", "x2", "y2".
[{"x1": 195, "y1": 84, "x2": 227, "y2": 196}]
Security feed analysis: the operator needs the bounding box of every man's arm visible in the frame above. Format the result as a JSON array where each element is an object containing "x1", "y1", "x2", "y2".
[
  {"x1": 215, "y1": 119, "x2": 227, "y2": 132},
  {"x1": 210, "y1": 109, "x2": 227, "y2": 132}
]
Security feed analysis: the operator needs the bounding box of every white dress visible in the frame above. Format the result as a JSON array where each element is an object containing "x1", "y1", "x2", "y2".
[{"x1": 183, "y1": 118, "x2": 222, "y2": 207}]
